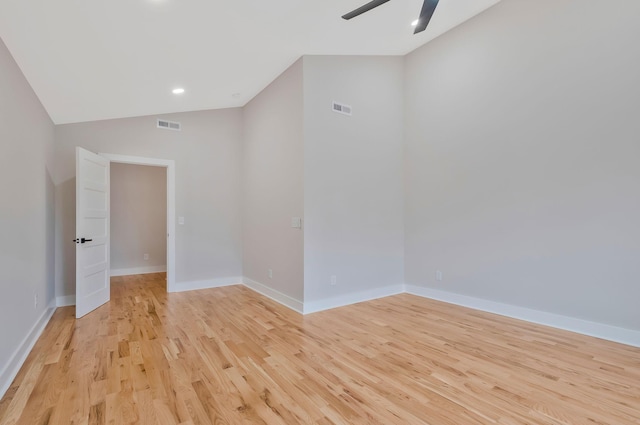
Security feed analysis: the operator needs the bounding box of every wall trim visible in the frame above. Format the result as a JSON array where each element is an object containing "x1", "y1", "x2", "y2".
[
  {"x1": 56, "y1": 295, "x2": 76, "y2": 307},
  {"x1": 170, "y1": 277, "x2": 242, "y2": 293},
  {"x1": 242, "y1": 277, "x2": 304, "y2": 314},
  {"x1": 4, "y1": 281, "x2": 636, "y2": 402},
  {"x1": 51, "y1": 279, "x2": 640, "y2": 349},
  {"x1": 110, "y1": 265, "x2": 167, "y2": 277},
  {"x1": 303, "y1": 284, "x2": 405, "y2": 315},
  {"x1": 0, "y1": 300, "x2": 56, "y2": 399},
  {"x1": 405, "y1": 284, "x2": 640, "y2": 348}
]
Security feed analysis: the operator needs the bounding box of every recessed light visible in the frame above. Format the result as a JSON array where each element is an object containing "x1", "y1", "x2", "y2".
[
  {"x1": 172, "y1": 88, "x2": 185, "y2": 95},
  {"x1": 232, "y1": 92, "x2": 241, "y2": 99},
  {"x1": 411, "y1": 19, "x2": 419, "y2": 26}
]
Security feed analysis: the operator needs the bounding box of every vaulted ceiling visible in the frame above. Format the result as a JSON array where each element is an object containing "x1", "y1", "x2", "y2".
[{"x1": 0, "y1": 0, "x2": 500, "y2": 124}]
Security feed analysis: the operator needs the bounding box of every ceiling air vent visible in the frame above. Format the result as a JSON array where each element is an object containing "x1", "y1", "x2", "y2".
[
  {"x1": 157, "y1": 119, "x2": 181, "y2": 131},
  {"x1": 332, "y1": 101, "x2": 352, "y2": 116}
]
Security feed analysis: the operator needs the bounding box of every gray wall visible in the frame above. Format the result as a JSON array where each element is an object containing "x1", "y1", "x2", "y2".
[
  {"x1": 0, "y1": 37, "x2": 55, "y2": 377},
  {"x1": 54, "y1": 109, "x2": 243, "y2": 296},
  {"x1": 242, "y1": 59, "x2": 304, "y2": 302},
  {"x1": 110, "y1": 163, "x2": 167, "y2": 272},
  {"x1": 404, "y1": 0, "x2": 640, "y2": 329},
  {"x1": 303, "y1": 55, "x2": 405, "y2": 304}
]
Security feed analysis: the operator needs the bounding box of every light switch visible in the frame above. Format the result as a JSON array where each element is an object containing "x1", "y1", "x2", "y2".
[
  {"x1": 291, "y1": 217, "x2": 302, "y2": 229},
  {"x1": 178, "y1": 216, "x2": 185, "y2": 225}
]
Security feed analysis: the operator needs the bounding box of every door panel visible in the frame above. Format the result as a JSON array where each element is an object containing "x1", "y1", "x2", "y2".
[{"x1": 75, "y1": 147, "x2": 110, "y2": 318}]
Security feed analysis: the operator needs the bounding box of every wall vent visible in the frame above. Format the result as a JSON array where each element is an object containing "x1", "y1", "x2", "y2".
[
  {"x1": 157, "y1": 119, "x2": 181, "y2": 131},
  {"x1": 332, "y1": 101, "x2": 352, "y2": 116}
]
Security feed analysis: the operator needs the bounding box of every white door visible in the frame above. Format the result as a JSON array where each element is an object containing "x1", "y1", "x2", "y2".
[{"x1": 75, "y1": 147, "x2": 110, "y2": 318}]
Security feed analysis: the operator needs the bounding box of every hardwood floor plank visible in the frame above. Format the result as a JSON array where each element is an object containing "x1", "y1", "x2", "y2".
[
  {"x1": 1, "y1": 274, "x2": 639, "y2": 424},
  {"x1": 2, "y1": 353, "x2": 46, "y2": 425}
]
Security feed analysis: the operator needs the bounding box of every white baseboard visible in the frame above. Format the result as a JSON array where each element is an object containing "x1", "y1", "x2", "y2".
[
  {"x1": 170, "y1": 277, "x2": 242, "y2": 293},
  {"x1": 54, "y1": 276, "x2": 241, "y2": 304},
  {"x1": 56, "y1": 295, "x2": 76, "y2": 307},
  {"x1": 0, "y1": 301, "x2": 56, "y2": 399},
  {"x1": 242, "y1": 278, "x2": 304, "y2": 314},
  {"x1": 110, "y1": 265, "x2": 167, "y2": 277},
  {"x1": 405, "y1": 284, "x2": 640, "y2": 348},
  {"x1": 303, "y1": 284, "x2": 405, "y2": 314},
  {"x1": 49, "y1": 279, "x2": 640, "y2": 349}
]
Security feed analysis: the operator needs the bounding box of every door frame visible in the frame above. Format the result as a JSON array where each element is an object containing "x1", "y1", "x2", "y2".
[{"x1": 100, "y1": 153, "x2": 176, "y2": 292}]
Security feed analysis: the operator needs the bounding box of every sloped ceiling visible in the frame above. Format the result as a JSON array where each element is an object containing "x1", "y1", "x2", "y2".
[{"x1": 0, "y1": 0, "x2": 500, "y2": 124}]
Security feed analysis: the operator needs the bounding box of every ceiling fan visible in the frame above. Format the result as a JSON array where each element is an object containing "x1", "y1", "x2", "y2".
[{"x1": 342, "y1": 0, "x2": 440, "y2": 34}]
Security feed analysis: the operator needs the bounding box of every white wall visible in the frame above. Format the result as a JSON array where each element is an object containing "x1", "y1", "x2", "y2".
[
  {"x1": 110, "y1": 163, "x2": 167, "y2": 273},
  {"x1": 303, "y1": 56, "x2": 405, "y2": 308},
  {"x1": 242, "y1": 59, "x2": 304, "y2": 303},
  {"x1": 54, "y1": 108, "x2": 243, "y2": 296},
  {"x1": 404, "y1": 0, "x2": 640, "y2": 330},
  {"x1": 0, "y1": 36, "x2": 55, "y2": 391}
]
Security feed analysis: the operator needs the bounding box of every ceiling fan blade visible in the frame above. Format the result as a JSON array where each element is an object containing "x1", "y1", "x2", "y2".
[
  {"x1": 414, "y1": 0, "x2": 440, "y2": 34},
  {"x1": 342, "y1": 0, "x2": 392, "y2": 20}
]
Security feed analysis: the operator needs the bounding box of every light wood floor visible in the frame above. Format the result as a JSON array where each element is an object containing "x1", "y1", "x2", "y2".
[{"x1": 1, "y1": 274, "x2": 639, "y2": 424}]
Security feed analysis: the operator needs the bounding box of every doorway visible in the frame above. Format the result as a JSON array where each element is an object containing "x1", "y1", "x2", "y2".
[
  {"x1": 110, "y1": 163, "x2": 166, "y2": 278},
  {"x1": 100, "y1": 153, "x2": 176, "y2": 291}
]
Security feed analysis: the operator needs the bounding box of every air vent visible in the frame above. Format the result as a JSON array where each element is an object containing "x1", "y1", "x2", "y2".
[
  {"x1": 332, "y1": 101, "x2": 352, "y2": 116},
  {"x1": 157, "y1": 119, "x2": 181, "y2": 131}
]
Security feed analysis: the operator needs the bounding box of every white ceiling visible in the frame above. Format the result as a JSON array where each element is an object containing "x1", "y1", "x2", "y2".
[{"x1": 0, "y1": 0, "x2": 500, "y2": 124}]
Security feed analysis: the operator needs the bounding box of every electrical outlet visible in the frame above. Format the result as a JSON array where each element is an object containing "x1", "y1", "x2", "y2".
[
  {"x1": 34, "y1": 293, "x2": 38, "y2": 309},
  {"x1": 268, "y1": 269, "x2": 273, "y2": 279},
  {"x1": 330, "y1": 275, "x2": 337, "y2": 286},
  {"x1": 144, "y1": 253, "x2": 149, "y2": 261},
  {"x1": 436, "y1": 270, "x2": 443, "y2": 281}
]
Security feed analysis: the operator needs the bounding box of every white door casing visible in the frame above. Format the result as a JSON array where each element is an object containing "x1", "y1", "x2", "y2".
[
  {"x1": 98, "y1": 153, "x2": 176, "y2": 292},
  {"x1": 75, "y1": 147, "x2": 110, "y2": 318}
]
